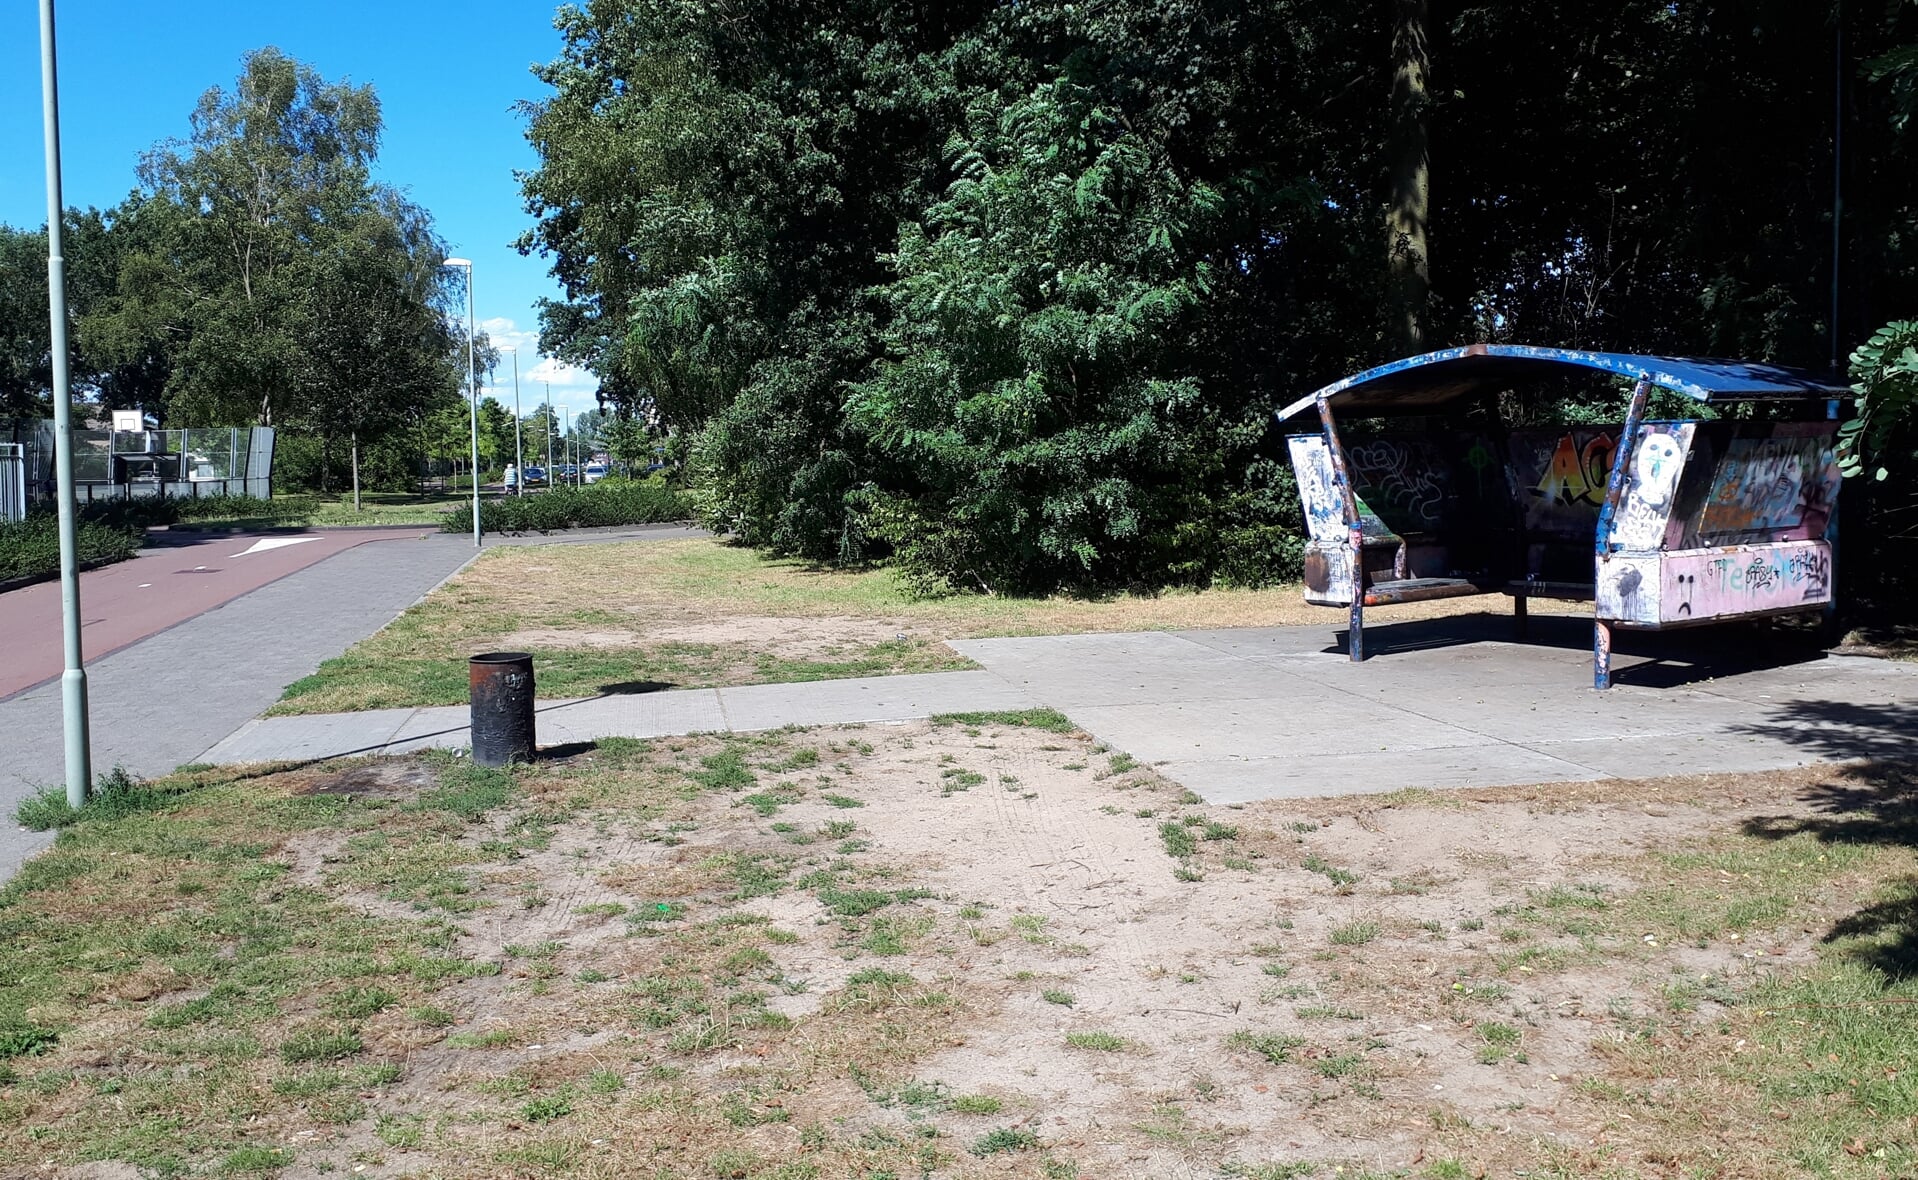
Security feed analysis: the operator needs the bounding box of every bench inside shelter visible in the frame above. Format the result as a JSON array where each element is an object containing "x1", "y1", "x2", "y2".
[{"x1": 1278, "y1": 345, "x2": 1852, "y2": 688}]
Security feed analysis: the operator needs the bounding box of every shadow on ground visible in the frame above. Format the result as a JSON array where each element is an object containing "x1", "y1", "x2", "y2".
[
  {"x1": 1327, "y1": 612, "x2": 1829, "y2": 688},
  {"x1": 595, "y1": 680, "x2": 674, "y2": 696},
  {"x1": 1735, "y1": 700, "x2": 1918, "y2": 978}
]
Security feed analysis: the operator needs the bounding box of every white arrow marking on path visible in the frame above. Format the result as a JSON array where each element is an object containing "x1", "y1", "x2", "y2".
[{"x1": 230, "y1": 536, "x2": 321, "y2": 558}]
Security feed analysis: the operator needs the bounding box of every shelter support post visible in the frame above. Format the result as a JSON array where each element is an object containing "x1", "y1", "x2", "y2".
[
  {"x1": 1591, "y1": 378, "x2": 1652, "y2": 690},
  {"x1": 1513, "y1": 590, "x2": 1529, "y2": 640},
  {"x1": 1316, "y1": 395, "x2": 1365, "y2": 661}
]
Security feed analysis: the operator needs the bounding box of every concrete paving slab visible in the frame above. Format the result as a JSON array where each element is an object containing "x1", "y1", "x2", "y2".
[
  {"x1": 1063, "y1": 694, "x2": 1494, "y2": 763},
  {"x1": 380, "y1": 706, "x2": 474, "y2": 755},
  {"x1": 1524, "y1": 734, "x2": 1835, "y2": 779},
  {"x1": 532, "y1": 691, "x2": 729, "y2": 743},
  {"x1": 1161, "y1": 743, "x2": 1609, "y2": 805},
  {"x1": 953, "y1": 616, "x2": 1918, "y2": 805},
  {"x1": 944, "y1": 633, "x2": 1292, "y2": 708},
  {"x1": 193, "y1": 672, "x2": 1036, "y2": 766},
  {"x1": 717, "y1": 671, "x2": 1037, "y2": 731},
  {"x1": 201, "y1": 708, "x2": 418, "y2": 764}
]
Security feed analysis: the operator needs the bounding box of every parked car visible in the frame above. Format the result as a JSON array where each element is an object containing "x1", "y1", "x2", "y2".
[
  {"x1": 557, "y1": 464, "x2": 580, "y2": 483},
  {"x1": 583, "y1": 462, "x2": 608, "y2": 484},
  {"x1": 520, "y1": 465, "x2": 547, "y2": 487}
]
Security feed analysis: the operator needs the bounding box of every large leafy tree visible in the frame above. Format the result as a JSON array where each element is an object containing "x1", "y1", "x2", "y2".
[
  {"x1": 847, "y1": 81, "x2": 1219, "y2": 592},
  {"x1": 520, "y1": 0, "x2": 1918, "y2": 590},
  {"x1": 0, "y1": 225, "x2": 50, "y2": 420},
  {"x1": 131, "y1": 48, "x2": 389, "y2": 426}
]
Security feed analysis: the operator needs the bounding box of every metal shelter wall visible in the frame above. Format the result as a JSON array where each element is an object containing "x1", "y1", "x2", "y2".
[
  {"x1": 0, "y1": 444, "x2": 24, "y2": 522},
  {"x1": 3, "y1": 422, "x2": 276, "y2": 503}
]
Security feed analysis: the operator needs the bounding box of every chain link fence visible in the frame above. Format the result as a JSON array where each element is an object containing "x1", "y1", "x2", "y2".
[{"x1": 2, "y1": 422, "x2": 276, "y2": 504}]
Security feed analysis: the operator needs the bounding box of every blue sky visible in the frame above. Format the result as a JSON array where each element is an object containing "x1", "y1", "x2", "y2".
[{"x1": 0, "y1": 0, "x2": 598, "y2": 414}]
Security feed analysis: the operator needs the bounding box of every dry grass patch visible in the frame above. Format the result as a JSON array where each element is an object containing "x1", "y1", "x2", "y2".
[
  {"x1": 272, "y1": 536, "x2": 1582, "y2": 714},
  {"x1": 4, "y1": 731, "x2": 1915, "y2": 1178}
]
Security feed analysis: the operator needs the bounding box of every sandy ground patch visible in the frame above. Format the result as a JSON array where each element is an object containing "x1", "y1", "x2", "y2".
[{"x1": 244, "y1": 720, "x2": 1895, "y2": 1178}]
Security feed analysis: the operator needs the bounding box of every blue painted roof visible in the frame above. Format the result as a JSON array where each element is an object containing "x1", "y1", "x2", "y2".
[{"x1": 1275, "y1": 344, "x2": 1851, "y2": 422}]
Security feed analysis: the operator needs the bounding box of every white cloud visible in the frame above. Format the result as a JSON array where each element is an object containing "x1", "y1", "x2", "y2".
[{"x1": 477, "y1": 316, "x2": 600, "y2": 413}]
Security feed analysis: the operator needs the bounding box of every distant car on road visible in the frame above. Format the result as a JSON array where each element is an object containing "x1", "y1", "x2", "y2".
[
  {"x1": 521, "y1": 465, "x2": 547, "y2": 487},
  {"x1": 583, "y1": 462, "x2": 608, "y2": 484},
  {"x1": 557, "y1": 464, "x2": 580, "y2": 483}
]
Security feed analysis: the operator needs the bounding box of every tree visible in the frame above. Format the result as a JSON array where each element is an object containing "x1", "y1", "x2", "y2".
[
  {"x1": 0, "y1": 225, "x2": 50, "y2": 420},
  {"x1": 519, "y1": 0, "x2": 1918, "y2": 591},
  {"x1": 102, "y1": 46, "x2": 467, "y2": 447},
  {"x1": 1385, "y1": 0, "x2": 1431, "y2": 356},
  {"x1": 599, "y1": 411, "x2": 655, "y2": 471},
  {"x1": 846, "y1": 80, "x2": 1219, "y2": 591},
  {"x1": 293, "y1": 212, "x2": 459, "y2": 506}
]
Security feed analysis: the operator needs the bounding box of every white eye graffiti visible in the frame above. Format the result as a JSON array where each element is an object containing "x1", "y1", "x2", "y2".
[{"x1": 1630, "y1": 433, "x2": 1683, "y2": 508}]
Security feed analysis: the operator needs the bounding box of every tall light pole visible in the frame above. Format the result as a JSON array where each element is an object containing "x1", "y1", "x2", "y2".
[
  {"x1": 543, "y1": 382, "x2": 553, "y2": 481},
  {"x1": 40, "y1": 0, "x2": 91, "y2": 808},
  {"x1": 443, "y1": 258, "x2": 480, "y2": 547},
  {"x1": 506, "y1": 348, "x2": 524, "y2": 496}
]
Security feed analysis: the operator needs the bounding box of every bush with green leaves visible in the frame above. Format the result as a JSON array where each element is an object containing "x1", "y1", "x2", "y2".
[
  {"x1": 845, "y1": 81, "x2": 1228, "y2": 593},
  {"x1": 1842, "y1": 321, "x2": 1918, "y2": 483},
  {"x1": 442, "y1": 479, "x2": 690, "y2": 534},
  {"x1": 0, "y1": 510, "x2": 142, "y2": 581}
]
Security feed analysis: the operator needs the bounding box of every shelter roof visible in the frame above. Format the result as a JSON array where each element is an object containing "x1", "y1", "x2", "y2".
[{"x1": 1275, "y1": 344, "x2": 1851, "y2": 423}]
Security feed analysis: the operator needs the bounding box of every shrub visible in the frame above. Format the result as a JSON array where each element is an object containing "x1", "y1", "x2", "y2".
[
  {"x1": 0, "y1": 511, "x2": 141, "y2": 580},
  {"x1": 443, "y1": 479, "x2": 690, "y2": 534}
]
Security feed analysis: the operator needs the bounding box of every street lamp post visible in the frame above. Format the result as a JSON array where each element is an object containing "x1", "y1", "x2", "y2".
[
  {"x1": 543, "y1": 384, "x2": 554, "y2": 483},
  {"x1": 507, "y1": 349, "x2": 524, "y2": 496},
  {"x1": 39, "y1": 0, "x2": 91, "y2": 808},
  {"x1": 443, "y1": 258, "x2": 480, "y2": 547}
]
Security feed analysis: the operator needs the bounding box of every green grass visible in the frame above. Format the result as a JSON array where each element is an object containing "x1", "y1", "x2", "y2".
[
  {"x1": 1158, "y1": 821, "x2": 1198, "y2": 859},
  {"x1": 1302, "y1": 853, "x2": 1358, "y2": 888},
  {"x1": 1063, "y1": 1031, "x2": 1126, "y2": 1052},
  {"x1": 265, "y1": 537, "x2": 1334, "y2": 715},
  {"x1": 931, "y1": 709, "x2": 1078, "y2": 734},
  {"x1": 1224, "y1": 1030, "x2": 1305, "y2": 1064},
  {"x1": 1328, "y1": 919, "x2": 1381, "y2": 946},
  {"x1": 970, "y1": 1127, "x2": 1040, "y2": 1156}
]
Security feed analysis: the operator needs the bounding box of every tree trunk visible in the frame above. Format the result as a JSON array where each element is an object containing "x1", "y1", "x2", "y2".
[
  {"x1": 319, "y1": 434, "x2": 333, "y2": 493},
  {"x1": 1386, "y1": 0, "x2": 1432, "y2": 357},
  {"x1": 351, "y1": 433, "x2": 361, "y2": 513}
]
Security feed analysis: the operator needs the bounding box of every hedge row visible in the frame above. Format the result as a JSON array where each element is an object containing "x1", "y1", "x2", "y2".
[
  {"x1": 0, "y1": 512, "x2": 143, "y2": 582},
  {"x1": 441, "y1": 480, "x2": 691, "y2": 534}
]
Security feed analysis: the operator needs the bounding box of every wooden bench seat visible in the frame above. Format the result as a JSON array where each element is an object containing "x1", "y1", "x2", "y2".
[{"x1": 1362, "y1": 577, "x2": 1494, "y2": 606}]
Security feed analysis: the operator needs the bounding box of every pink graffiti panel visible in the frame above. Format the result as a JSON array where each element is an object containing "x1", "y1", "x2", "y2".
[{"x1": 1658, "y1": 541, "x2": 1832, "y2": 622}]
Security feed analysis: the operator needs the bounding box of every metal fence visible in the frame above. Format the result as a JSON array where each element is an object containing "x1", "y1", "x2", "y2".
[
  {"x1": 3, "y1": 422, "x2": 275, "y2": 503},
  {"x1": 0, "y1": 444, "x2": 23, "y2": 523}
]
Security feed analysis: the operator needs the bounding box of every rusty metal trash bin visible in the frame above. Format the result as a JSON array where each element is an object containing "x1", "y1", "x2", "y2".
[{"x1": 469, "y1": 652, "x2": 536, "y2": 766}]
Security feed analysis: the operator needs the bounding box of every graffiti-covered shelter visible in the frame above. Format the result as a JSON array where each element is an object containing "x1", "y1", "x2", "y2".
[{"x1": 1276, "y1": 345, "x2": 1851, "y2": 689}]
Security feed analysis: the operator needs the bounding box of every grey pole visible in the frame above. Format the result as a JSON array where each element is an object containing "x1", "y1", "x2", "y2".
[
  {"x1": 510, "y1": 350, "x2": 523, "y2": 496},
  {"x1": 444, "y1": 259, "x2": 481, "y2": 546},
  {"x1": 39, "y1": 0, "x2": 92, "y2": 809},
  {"x1": 466, "y1": 267, "x2": 479, "y2": 546}
]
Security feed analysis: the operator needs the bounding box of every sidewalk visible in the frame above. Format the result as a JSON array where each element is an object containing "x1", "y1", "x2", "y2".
[
  {"x1": 195, "y1": 613, "x2": 1918, "y2": 806},
  {"x1": 200, "y1": 671, "x2": 1038, "y2": 763},
  {"x1": 0, "y1": 533, "x2": 478, "y2": 879}
]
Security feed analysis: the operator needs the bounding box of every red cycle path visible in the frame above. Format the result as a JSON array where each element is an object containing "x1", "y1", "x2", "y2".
[{"x1": 0, "y1": 527, "x2": 434, "y2": 700}]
